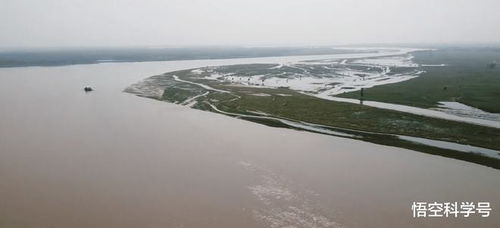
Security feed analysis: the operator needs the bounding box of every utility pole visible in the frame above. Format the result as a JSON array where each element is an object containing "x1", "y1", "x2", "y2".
[{"x1": 360, "y1": 88, "x2": 364, "y2": 105}]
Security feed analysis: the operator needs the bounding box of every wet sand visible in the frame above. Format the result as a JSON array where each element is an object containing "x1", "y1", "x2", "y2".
[{"x1": 0, "y1": 58, "x2": 499, "y2": 227}]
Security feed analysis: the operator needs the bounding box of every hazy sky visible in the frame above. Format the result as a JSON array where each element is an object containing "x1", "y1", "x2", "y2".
[{"x1": 1, "y1": 0, "x2": 500, "y2": 48}]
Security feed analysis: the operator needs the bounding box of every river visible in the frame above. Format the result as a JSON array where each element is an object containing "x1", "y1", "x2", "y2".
[{"x1": 0, "y1": 56, "x2": 499, "y2": 227}]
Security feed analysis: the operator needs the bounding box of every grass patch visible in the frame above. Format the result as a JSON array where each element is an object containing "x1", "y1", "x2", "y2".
[{"x1": 205, "y1": 86, "x2": 500, "y2": 151}]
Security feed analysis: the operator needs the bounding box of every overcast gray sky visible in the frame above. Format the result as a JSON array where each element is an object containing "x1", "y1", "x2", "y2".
[{"x1": 1, "y1": 0, "x2": 500, "y2": 48}]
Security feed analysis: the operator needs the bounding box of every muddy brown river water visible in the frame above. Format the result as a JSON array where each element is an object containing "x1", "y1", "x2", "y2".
[{"x1": 0, "y1": 56, "x2": 499, "y2": 227}]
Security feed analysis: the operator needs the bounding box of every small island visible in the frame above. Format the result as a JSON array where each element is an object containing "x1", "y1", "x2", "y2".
[{"x1": 126, "y1": 47, "x2": 500, "y2": 169}]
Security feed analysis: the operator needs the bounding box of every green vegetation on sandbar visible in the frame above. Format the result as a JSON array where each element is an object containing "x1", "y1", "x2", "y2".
[
  {"x1": 201, "y1": 86, "x2": 500, "y2": 151},
  {"x1": 338, "y1": 47, "x2": 500, "y2": 113}
]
